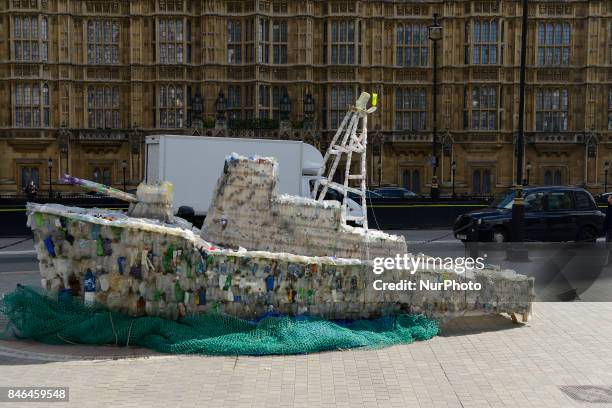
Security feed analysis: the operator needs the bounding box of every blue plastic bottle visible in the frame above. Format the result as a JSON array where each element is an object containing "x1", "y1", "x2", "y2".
[
  {"x1": 83, "y1": 269, "x2": 96, "y2": 292},
  {"x1": 266, "y1": 274, "x2": 275, "y2": 292}
]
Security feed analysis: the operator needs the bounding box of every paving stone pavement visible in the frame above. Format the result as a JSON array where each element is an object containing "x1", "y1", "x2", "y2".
[{"x1": 0, "y1": 301, "x2": 611, "y2": 407}]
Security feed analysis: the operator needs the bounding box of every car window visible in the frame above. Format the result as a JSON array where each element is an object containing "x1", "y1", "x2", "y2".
[
  {"x1": 547, "y1": 192, "x2": 573, "y2": 210},
  {"x1": 524, "y1": 192, "x2": 545, "y2": 212},
  {"x1": 491, "y1": 190, "x2": 515, "y2": 209},
  {"x1": 574, "y1": 191, "x2": 594, "y2": 210},
  {"x1": 325, "y1": 189, "x2": 342, "y2": 201}
]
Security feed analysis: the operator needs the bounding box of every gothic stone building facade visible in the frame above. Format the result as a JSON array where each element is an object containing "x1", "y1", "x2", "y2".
[{"x1": 1, "y1": 0, "x2": 612, "y2": 196}]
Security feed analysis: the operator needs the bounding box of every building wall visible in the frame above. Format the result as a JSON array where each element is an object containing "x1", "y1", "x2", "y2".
[{"x1": 1, "y1": 0, "x2": 612, "y2": 195}]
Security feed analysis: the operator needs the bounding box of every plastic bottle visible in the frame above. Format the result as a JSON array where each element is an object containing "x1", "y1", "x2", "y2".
[
  {"x1": 266, "y1": 274, "x2": 275, "y2": 292},
  {"x1": 130, "y1": 265, "x2": 142, "y2": 280},
  {"x1": 106, "y1": 292, "x2": 121, "y2": 310},
  {"x1": 83, "y1": 269, "x2": 96, "y2": 305},
  {"x1": 96, "y1": 237, "x2": 104, "y2": 256},
  {"x1": 137, "y1": 296, "x2": 146, "y2": 315},
  {"x1": 117, "y1": 257, "x2": 127, "y2": 275},
  {"x1": 91, "y1": 224, "x2": 100, "y2": 240},
  {"x1": 103, "y1": 238, "x2": 113, "y2": 256},
  {"x1": 223, "y1": 274, "x2": 233, "y2": 291},
  {"x1": 174, "y1": 281, "x2": 185, "y2": 302},
  {"x1": 68, "y1": 273, "x2": 81, "y2": 296},
  {"x1": 34, "y1": 213, "x2": 44, "y2": 228},
  {"x1": 145, "y1": 300, "x2": 157, "y2": 316},
  {"x1": 99, "y1": 274, "x2": 110, "y2": 292},
  {"x1": 162, "y1": 245, "x2": 175, "y2": 272},
  {"x1": 197, "y1": 289, "x2": 206, "y2": 306},
  {"x1": 44, "y1": 236, "x2": 56, "y2": 257}
]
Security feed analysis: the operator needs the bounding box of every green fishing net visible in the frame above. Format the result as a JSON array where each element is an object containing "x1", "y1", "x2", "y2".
[{"x1": 0, "y1": 285, "x2": 439, "y2": 356}]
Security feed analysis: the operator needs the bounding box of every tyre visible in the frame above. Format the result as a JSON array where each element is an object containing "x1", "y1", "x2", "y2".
[
  {"x1": 492, "y1": 227, "x2": 508, "y2": 243},
  {"x1": 578, "y1": 226, "x2": 597, "y2": 243}
]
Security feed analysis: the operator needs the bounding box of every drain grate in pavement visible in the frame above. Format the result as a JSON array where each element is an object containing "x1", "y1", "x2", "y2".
[{"x1": 560, "y1": 385, "x2": 612, "y2": 403}]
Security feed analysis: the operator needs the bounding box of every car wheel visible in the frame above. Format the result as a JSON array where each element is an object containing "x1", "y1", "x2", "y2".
[
  {"x1": 579, "y1": 226, "x2": 597, "y2": 243},
  {"x1": 492, "y1": 228, "x2": 508, "y2": 243}
]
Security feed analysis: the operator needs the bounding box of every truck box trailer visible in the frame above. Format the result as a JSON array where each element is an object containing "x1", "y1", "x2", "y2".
[{"x1": 145, "y1": 135, "x2": 335, "y2": 216}]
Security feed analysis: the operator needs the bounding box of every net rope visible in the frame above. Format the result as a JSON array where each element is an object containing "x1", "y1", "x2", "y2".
[{"x1": 1, "y1": 285, "x2": 439, "y2": 356}]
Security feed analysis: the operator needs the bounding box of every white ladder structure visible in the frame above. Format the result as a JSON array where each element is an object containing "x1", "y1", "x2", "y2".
[{"x1": 312, "y1": 92, "x2": 376, "y2": 229}]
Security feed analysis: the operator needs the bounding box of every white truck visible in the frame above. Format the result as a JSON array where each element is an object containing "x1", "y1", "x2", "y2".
[{"x1": 144, "y1": 134, "x2": 363, "y2": 221}]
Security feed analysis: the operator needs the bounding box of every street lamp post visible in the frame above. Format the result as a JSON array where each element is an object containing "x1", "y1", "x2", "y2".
[
  {"x1": 509, "y1": 0, "x2": 528, "y2": 259},
  {"x1": 47, "y1": 158, "x2": 53, "y2": 198},
  {"x1": 605, "y1": 161, "x2": 610, "y2": 193},
  {"x1": 122, "y1": 160, "x2": 128, "y2": 191},
  {"x1": 451, "y1": 161, "x2": 457, "y2": 198},
  {"x1": 525, "y1": 162, "x2": 532, "y2": 186},
  {"x1": 428, "y1": 13, "x2": 442, "y2": 199}
]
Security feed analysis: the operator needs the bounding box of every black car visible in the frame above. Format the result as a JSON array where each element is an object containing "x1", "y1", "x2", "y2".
[{"x1": 453, "y1": 186, "x2": 605, "y2": 242}]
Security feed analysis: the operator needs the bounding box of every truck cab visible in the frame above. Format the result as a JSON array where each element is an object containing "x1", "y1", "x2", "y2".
[{"x1": 304, "y1": 177, "x2": 364, "y2": 225}]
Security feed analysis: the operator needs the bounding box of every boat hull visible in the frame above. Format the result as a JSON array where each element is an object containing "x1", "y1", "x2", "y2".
[{"x1": 27, "y1": 203, "x2": 534, "y2": 321}]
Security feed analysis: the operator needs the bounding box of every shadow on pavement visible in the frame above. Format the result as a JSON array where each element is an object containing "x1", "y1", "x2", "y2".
[{"x1": 439, "y1": 314, "x2": 524, "y2": 337}]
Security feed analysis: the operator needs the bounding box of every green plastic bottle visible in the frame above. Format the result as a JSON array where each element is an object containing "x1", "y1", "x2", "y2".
[
  {"x1": 223, "y1": 274, "x2": 233, "y2": 291},
  {"x1": 174, "y1": 281, "x2": 185, "y2": 302},
  {"x1": 96, "y1": 236, "x2": 104, "y2": 256},
  {"x1": 162, "y1": 244, "x2": 175, "y2": 273}
]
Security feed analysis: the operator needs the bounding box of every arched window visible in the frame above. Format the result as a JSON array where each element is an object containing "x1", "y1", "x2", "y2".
[
  {"x1": 41, "y1": 17, "x2": 48, "y2": 61},
  {"x1": 93, "y1": 167, "x2": 101, "y2": 182},
  {"x1": 258, "y1": 85, "x2": 287, "y2": 120},
  {"x1": 42, "y1": 84, "x2": 49, "y2": 126},
  {"x1": 329, "y1": 20, "x2": 362, "y2": 65},
  {"x1": 554, "y1": 170, "x2": 562, "y2": 185},
  {"x1": 87, "y1": 86, "x2": 120, "y2": 128},
  {"x1": 465, "y1": 86, "x2": 498, "y2": 130},
  {"x1": 482, "y1": 170, "x2": 491, "y2": 193},
  {"x1": 14, "y1": 82, "x2": 49, "y2": 127},
  {"x1": 536, "y1": 88, "x2": 569, "y2": 131},
  {"x1": 330, "y1": 86, "x2": 354, "y2": 129},
  {"x1": 472, "y1": 170, "x2": 482, "y2": 193},
  {"x1": 396, "y1": 23, "x2": 429, "y2": 67},
  {"x1": 13, "y1": 15, "x2": 47, "y2": 62},
  {"x1": 400, "y1": 169, "x2": 421, "y2": 193},
  {"x1": 412, "y1": 170, "x2": 420, "y2": 194},
  {"x1": 21, "y1": 167, "x2": 30, "y2": 191},
  {"x1": 102, "y1": 169, "x2": 111, "y2": 186},
  {"x1": 402, "y1": 169, "x2": 410, "y2": 189},
  {"x1": 159, "y1": 84, "x2": 184, "y2": 128},
  {"x1": 20, "y1": 167, "x2": 40, "y2": 192},
  {"x1": 469, "y1": 20, "x2": 498, "y2": 65},
  {"x1": 544, "y1": 170, "x2": 553, "y2": 185},
  {"x1": 87, "y1": 19, "x2": 120, "y2": 64},
  {"x1": 395, "y1": 88, "x2": 427, "y2": 131},
  {"x1": 159, "y1": 18, "x2": 185, "y2": 64},
  {"x1": 537, "y1": 22, "x2": 571, "y2": 66}
]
